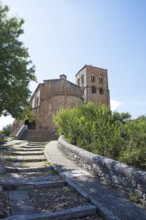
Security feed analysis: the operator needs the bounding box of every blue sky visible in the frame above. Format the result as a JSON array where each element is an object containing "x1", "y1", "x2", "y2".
[{"x1": 0, "y1": 0, "x2": 146, "y2": 129}]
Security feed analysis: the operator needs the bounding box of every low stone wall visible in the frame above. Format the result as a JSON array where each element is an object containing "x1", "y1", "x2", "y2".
[{"x1": 58, "y1": 136, "x2": 146, "y2": 201}]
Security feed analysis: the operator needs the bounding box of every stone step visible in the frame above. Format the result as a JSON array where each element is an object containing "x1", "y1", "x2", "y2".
[
  {"x1": 13, "y1": 147, "x2": 42, "y2": 151},
  {"x1": 5, "y1": 166, "x2": 50, "y2": 172},
  {"x1": 6, "y1": 158, "x2": 47, "y2": 162},
  {"x1": 4, "y1": 204, "x2": 97, "y2": 220},
  {"x1": 3, "y1": 180, "x2": 66, "y2": 190},
  {"x1": 1, "y1": 172, "x2": 62, "y2": 186},
  {"x1": 20, "y1": 145, "x2": 43, "y2": 149},
  {"x1": 21, "y1": 129, "x2": 58, "y2": 142},
  {"x1": 27, "y1": 141, "x2": 48, "y2": 147},
  {"x1": 5, "y1": 161, "x2": 50, "y2": 170},
  {"x1": 9, "y1": 151, "x2": 43, "y2": 156}
]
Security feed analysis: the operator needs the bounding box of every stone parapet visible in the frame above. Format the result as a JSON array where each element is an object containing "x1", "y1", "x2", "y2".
[{"x1": 58, "y1": 136, "x2": 146, "y2": 202}]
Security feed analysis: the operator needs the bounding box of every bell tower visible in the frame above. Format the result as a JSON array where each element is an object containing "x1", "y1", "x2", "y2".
[{"x1": 75, "y1": 65, "x2": 110, "y2": 106}]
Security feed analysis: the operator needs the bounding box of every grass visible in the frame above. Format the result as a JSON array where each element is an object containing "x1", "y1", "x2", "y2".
[
  {"x1": 128, "y1": 192, "x2": 141, "y2": 203},
  {"x1": 51, "y1": 169, "x2": 58, "y2": 175},
  {"x1": 41, "y1": 145, "x2": 46, "y2": 149},
  {"x1": 86, "y1": 196, "x2": 92, "y2": 203}
]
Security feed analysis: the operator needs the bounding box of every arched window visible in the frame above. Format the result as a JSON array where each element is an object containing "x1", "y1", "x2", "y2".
[
  {"x1": 99, "y1": 75, "x2": 103, "y2": 84},
  {"x1": 36, "y1": 97, "x2": 39, "y2": 106},
  {"x1": 99, "y1": 87, "x2": 104, "y2": 95},
  {"x1": 77, "y1": 78, "x2": 80, "y2": 86},
  {"x1": 81, "y1": 75, "x2": 84, "y2": 84},
  {"x1": 91, "y1": 74, "x2": 95, "y2": 83},
  {"x1": 92, "y1": 86, "x2": 96, "y2": 93}
]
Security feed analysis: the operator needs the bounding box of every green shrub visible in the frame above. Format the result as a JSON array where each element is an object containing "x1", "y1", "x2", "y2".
[
  {"x1": 128, "y1": 192, "x2": 141, "y2": 203},
  {"x1": 119, "y1": 116, "x2": 146, "y2": 170},
  {"x1": 54, "y1": 103, "x2": 146, "y2": 170}
]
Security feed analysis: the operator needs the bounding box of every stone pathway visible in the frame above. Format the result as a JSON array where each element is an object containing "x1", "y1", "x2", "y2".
[
  {"x1": 0, "y1": 140, "x2": 101, "y2": 220},
  {"x1": 45, "y1": 141, "x2": 146, "y2": 220},
  {"x1": 1, "y1": 139, "x2": 146, "y2": 220}
]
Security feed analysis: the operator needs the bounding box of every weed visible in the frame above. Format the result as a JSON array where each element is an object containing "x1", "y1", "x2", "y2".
[
  {"x1": 51, "y1": 169, "x2": 58, "y2": 175},
  {"x1": 128, "y1": 192, "x2": 141, "y2": 203},
  {"x1": 41, "y1": 145, "x2": 46, "y2": 149},
  {"x1": 86, "y1": 196, "x2": 92, "y2": 203}
]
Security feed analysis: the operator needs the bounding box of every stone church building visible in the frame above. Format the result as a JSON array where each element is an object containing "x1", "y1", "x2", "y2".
[
  {"x1": 28, "y1": 64, "x2": 110, "y2": 130},
  {"x1": 12, "y1": 65, "x2": 110, "y2": 140}
]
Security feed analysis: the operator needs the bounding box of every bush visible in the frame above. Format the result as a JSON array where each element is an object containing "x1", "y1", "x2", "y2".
[
  {"x1": 54, "y1": 103, "x2": 146, "y2": 170},
  {"x1": 119, "y1": 116, "x2": 146, "y2": 170},
  {"x1": 54, "y1": 103, "x2": 124, "y2": 159}
]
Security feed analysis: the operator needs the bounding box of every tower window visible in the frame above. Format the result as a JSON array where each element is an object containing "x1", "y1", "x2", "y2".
[
  {"x1": 92, "y1": 86, "x2": 96, "y2": 93},
  {"x1": 99, "y1": 75, "x2": 103, "y2": 84},
  {"x1": 99, "y1": 87, "x2": 104, "y2": 95},
  {"x1": 81, "y1": 75, "x2": 84, "y2": 84},
  {"x1": 36, "y1": 97, "x2": 39, "y2": 106},
  {"x1": 91, "y1": 74, "x2": 95, "y2": 83},
  {"x1": 77, "y1": 78, "x2": 80, "y2": 86}
]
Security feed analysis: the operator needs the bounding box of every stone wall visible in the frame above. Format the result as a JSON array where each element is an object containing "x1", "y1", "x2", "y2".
[
  {"x1": 58, "y1": 136, "x2": 146, "y2": 201},
  {"x1": 33, "y1": 94, "x2": 82, "y2": 130}
]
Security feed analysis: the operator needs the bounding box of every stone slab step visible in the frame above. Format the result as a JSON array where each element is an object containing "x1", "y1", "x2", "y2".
[
  {"x1": 28, "y1": 142, "x2": 47, "y2": 145},
  {"x1": 4, "y1": 204, "x2": 97, "y2": 220},
  {"x1": 20, "y1": 145, "x2": 42, "y2": 149},
  {"x1": 6, "y1": 158, "x2": 47, "y2": 162},
  {"x1": 13, "y1": 148, "x2": 42, "y2": 151},
  {"x1": 8, "y1": 190, "x2": 37, "y2": 215},
  {"x1": 9, "y1": 151, "x2": 43, "y2": 156},
  {"x1": 3, "y1": 180, "x2": 66, "y2": 190},
  {"x1": 5, "y1": 166, "x2": 49, "y2": 172},
  {"x1": 28, "y1": 143, "x2": 45, "y2": 146},
  {"x1": 21, "y1": 130, "x2": 58, "y2": 142}
]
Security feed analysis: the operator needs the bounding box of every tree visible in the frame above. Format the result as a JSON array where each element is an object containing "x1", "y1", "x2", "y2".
[
  {"x1": 119, "y1": 116, "x2": 146, "y2": 169},
  {"x1": 0, "y1": 2, "x2": 36, "y2": 119},
  {"x1": 112, "y1": 112, "x2": 131, "y2": 124}
]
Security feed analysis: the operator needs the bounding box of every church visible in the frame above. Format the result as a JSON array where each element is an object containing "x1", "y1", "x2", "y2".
[
  {"x1": 28, "y1": 64, "x2": 110, "y2": 130},
  {"x1": 12, "y1": 65, "x2": 110, "y2": 140}
]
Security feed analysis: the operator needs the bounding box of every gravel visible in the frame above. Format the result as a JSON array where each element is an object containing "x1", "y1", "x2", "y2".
[{"x1": 28, "y1": 186, "x2": 90, "y2": 213}]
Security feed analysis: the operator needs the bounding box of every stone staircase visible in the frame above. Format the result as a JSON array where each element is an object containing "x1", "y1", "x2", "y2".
[
  {"x1": 0, "y1": 140, "x2": 101, "y2": 220},
  {"x1": 20, "y1": 129, "x2": 59, "y2": 142}
]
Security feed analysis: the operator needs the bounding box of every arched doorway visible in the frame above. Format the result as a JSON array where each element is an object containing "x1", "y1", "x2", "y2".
[{"x1": 24, "y1": 119, "x2": 36, "y2": 129}]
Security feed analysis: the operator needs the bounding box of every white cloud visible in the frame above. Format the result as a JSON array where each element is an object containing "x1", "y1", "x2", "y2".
[
  {"x1": 0, "y1": 115, "x2": 14, "y2": 130},
  {"x1": 110, "y1": 99, "x2": 122, "y2": 111}
]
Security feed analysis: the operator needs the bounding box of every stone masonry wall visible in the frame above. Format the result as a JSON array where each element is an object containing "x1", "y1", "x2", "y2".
[{"x1": 58, "y1": 136, "x2": 146, "y2": 201}]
